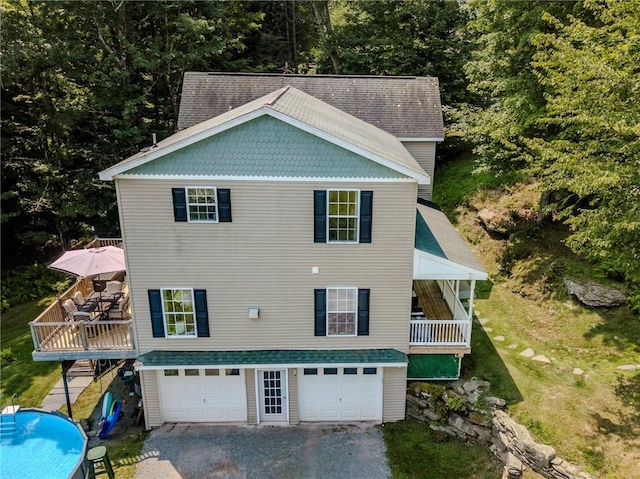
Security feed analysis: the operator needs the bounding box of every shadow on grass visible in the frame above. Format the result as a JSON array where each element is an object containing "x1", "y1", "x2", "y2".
[
  {"x1": 475, "y1": 279, "x2": 493, "y2": 300},
  {"x1": 584, "y1": 306, "x2": 640, "y2": 354},
  {"x1": 462, "y1": 321, "x2": 523, "y2": 404},
  {"x1": 584, "y1": 306, "x2": 640, "y2": 439},
  {"x1": 384, "y1": 420, "x2": 504, "y2": 479}
]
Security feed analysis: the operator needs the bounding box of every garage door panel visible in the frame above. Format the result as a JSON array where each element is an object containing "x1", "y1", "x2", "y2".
[
  {"x1": 158, "y1": 369, "x2": 247, "y2": 423},
  {"x1": 298, "y1": 367, "x2": 383, "y2": 422}
]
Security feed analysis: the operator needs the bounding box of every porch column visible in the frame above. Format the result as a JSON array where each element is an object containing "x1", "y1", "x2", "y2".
[{"x1": 468, "y1": 279, "x2": 476, "y2": 320}]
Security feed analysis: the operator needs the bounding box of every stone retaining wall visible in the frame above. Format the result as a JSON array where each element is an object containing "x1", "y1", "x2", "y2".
[{"x1": 407, "y1": 381, "x2": 596, "y2": 479}]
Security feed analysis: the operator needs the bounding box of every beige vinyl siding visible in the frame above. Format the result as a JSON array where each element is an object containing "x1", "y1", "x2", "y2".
[
  {"x1": 141, "y1": 370, "x2": 161, "y2": 429},
  {"x1": 117, "y1": 179, "x2": 415, "y2": 354},
  {"x1": 288, "y1": 369, "x2": 299, "y2": 424},
  {"x1": 246, "y1": 369, "x2": 257, "y2": 424},
  {"x1": 402, "y1": 142, "x2": 436, "y2": 201},
  {"x1": 382, "y1": 367, "x2": 407, "y2": 422}
]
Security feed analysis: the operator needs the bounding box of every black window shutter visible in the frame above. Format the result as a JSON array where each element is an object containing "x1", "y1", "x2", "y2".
[
  {"x1": 194, "y1": 289, "x2": 210, "y2": 337},
  {"x1": 217, "y1": 189, "x2": 232, "y2": 222},
  {"x1": 314, "y1": 289, "x2": 327, "y2": 336},
  {"x1": 148, "y1": 290, "x2": 165, "y2": 338},
  {"x1": 172, "y1": 188, "x2": 188, "y2": 222},
  {"x1": 357, "y1": 289, "x2": 370, "y2": 336},
  {"x1": 359, "y1": 191, "x2": 373, "y2": 243},
  {"x1": 314, "y1": 190, "x2": 327, "y2": 243}
]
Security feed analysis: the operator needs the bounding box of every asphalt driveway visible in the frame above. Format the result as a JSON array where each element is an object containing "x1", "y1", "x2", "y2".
[{"x1": 135, "y1": 423, "x2": 391, "y2": 479}]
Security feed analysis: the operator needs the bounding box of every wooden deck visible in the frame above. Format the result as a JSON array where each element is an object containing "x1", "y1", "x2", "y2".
[
  {"x1": 413, "y1": 280, "x2": 453, "y2": 319},
  {"x1": 30, "y1": 242, "x2": 137, "y2": 361}
]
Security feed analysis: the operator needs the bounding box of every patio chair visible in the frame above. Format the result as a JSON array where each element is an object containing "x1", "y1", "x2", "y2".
[
  {"x1": 105, "y1": 281, "x2": 122, "y2": 297},
  {"x1": 107, "y1": 295, "x2": 130, "y2": 320},
  {"x1": 72, "y1": 291, "x2": 86, "y2": 307},
  {"x1": 62, "y1": 299, "x2": 100, "y2": 337}
]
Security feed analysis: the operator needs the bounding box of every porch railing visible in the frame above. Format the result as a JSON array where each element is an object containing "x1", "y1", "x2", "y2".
[
  {"x1": 410, "y1": 319, "x2": 471, "y2": 347},
  {"x1": 30, "y1": 320, "x2": 134, "y2": 352}
]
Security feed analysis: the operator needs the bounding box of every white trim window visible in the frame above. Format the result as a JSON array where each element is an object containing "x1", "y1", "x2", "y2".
[
  {"x1": 161, "y1": 288, "x2": 197, "y2": 337},
  {"x1": 327, "y1": 287, "x2": 357, "y2": 336},
  {"x1": 327, "y1": 189, "x2": 359, "y2": 243},
  {"x1": 187, "y1": 187, "x2": 218, "y2": 222}
]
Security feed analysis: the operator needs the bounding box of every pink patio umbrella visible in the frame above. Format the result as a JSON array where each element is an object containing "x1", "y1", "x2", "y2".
[{"x1": 48, "y1": 246, "x2": 126, "y2": 278}]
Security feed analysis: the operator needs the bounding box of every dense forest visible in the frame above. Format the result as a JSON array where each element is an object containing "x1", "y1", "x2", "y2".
[{"x1": 2, "y1": 0, "x2": 638, "y2": 309}]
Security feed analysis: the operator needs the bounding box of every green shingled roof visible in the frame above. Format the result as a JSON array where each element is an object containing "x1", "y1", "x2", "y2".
[
  {"x1": 137, "y1": 349, "x2": 407, "y2": 367},
  {"x1": 415, "y1": 207, "x2": 447, "y2": 259},
  {"x1": 126, "y1": 116, "x2": 405, "y2": 179}
]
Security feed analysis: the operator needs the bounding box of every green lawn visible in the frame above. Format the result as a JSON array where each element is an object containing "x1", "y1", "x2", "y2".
[
  {"x1": 430, "y1": 154, "x2": 640, "y2": 479},
  {"x1": 384, "y1": 421, "x2": 503, "y2": 479},
  {"x1": 0, "y1": 297, "x2": 60, "y2": 405}
]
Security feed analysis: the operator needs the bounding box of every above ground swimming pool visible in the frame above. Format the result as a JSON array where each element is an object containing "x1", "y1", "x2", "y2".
[{"x1": 0, "y1": 408, "x2": 88, "y2": 479}]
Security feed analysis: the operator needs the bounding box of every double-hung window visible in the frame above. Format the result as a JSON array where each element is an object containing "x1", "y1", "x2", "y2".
[
  {"x1": 314, "y1": 288, "x2": 370, "y2": 337},
  {"x1": 172, "y1": 187, "x2": 232, "y2": 223},
  {"x1": 186, "y1": 187, "x2": 217, "y2": 222},
  {"x1": 328, "y1": 190, "x2": 359, "y2": 243},
  {"x1": 326, "y1": 287, "x2": 358, "y2": 336},
  {"x1": 314, "y1": 190, "x2": 372, "y2": 243},
  {"x1": 162, "y1": 288, "x2": 197, "y2": 337},
  {"x1": 148, "y1": 288, "x2": 210, "y2": 338}
]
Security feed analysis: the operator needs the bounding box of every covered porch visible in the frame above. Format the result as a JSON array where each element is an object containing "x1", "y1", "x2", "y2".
[{"x1": 409, "y1": 202, "x2": 488, "y2": 357}]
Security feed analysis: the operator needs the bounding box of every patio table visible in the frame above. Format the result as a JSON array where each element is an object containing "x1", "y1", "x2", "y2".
[{"x1": 81, "y1": 292, "x2": 122, "y2": 319}]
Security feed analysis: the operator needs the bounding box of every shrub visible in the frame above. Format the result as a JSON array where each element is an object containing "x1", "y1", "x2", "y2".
[
  {"x1": 1, "y1": 347, "x2": 16, "y2": 363},
  {"x1": 1, "y1": 263, "x2": 73, "y2": 311},
  {"x1": 446, "y1": 396, "x2": 469, "y2": 414}
]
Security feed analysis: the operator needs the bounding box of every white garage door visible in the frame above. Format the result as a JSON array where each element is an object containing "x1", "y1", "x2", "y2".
[
  {"x1": 158, "y1": 368, "x2": 247, "y2": 422},
  {"x1": 298, "y1": 367, "x2": 383, "y2": 422}
]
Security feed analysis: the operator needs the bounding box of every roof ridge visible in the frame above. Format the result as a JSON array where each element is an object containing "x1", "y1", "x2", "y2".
[{"x1": 266, "y1": 85, "x2": 291, "y2": 106}]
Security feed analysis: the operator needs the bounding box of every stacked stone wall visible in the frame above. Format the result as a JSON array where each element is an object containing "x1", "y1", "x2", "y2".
[{"x1": 407, "y1": 381, "x2": 596, "y2": 479}]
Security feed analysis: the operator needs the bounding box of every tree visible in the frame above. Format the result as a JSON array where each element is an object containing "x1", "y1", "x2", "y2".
[
  {"x1": 527, "y1": 0, "x2": 640, "y2": 307},
  {"x1": 317, "y1": 0, "x2": 471, "y2": 105},
  {"x1": 465, "y1": 0, "x2": 585, "y2": 171},
  {"x1": 1, "y1": 0, "x2": 260, "y2": 266}
]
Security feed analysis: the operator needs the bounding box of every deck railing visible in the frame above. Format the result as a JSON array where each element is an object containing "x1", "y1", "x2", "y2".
[
  {"x1": 30, "y1": 319, "x2": 134, "y2": 353},
  {"x1": 85, "y1": 237, "x2": 123, "y2": 249},
  {"x1": 409, "y1": 319, "x2": 471, "y2": 347},
  {"x1": 30, "y1": 277, "x2": 95, "y2": 337}
]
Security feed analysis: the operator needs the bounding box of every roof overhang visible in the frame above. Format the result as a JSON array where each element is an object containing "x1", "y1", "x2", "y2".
[
  {"x1": 414, "y1": 202, "x2": 488, "y2": 281},
  {"x1": 413, "y1": 248, "x2": 488, "y2": 280},
  {"x1": 135, "y1": 349, "x2": 408, "y2": 370}
]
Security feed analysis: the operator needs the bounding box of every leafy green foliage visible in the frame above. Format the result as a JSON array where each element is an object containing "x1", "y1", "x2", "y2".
[
  {"x1": 466, "y1": 0, "x2": 639, "y2": 308},
  {"x1": 318, "y1": 0, "x2": 472, "y2": 105},
  {"x1": 1, "y1": 0, "x2": 261, "y2": 266},
  {"x1": 0, "y1": 263, "x2": 73, "y2": 311},
  {"x1": 526, "y1": 0, "x2": 640, "y2": 308}
]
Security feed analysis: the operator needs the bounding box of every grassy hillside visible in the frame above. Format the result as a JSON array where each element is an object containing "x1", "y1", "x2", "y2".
[{"x1": 433, "y1": 154, "x2": 640, "y2": 478}]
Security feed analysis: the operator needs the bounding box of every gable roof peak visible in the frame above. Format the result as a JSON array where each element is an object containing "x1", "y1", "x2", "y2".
[{"x1": 99, "y1": 86, "x2": 430, "y2": 184}]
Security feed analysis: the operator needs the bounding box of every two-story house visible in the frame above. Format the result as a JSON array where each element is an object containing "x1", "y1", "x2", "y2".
[
  {"x1": 95, "y1": 75, "x2": 487, "y2": 428},
  {"x1": 29, "y1": 74, "x2": 486, "y2": 427}
]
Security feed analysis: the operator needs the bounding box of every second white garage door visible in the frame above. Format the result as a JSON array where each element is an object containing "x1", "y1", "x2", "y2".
[
  {"x1": 158, "y1": 368, "x2": 247, "y2": 422},
  {"x1": 298, "y1": 367, "x2": 383, "y2": 422}
]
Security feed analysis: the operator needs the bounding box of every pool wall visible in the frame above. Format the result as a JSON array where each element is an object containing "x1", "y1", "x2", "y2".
[{"x1": 6, "y1": 408, "x2": 88, "y2": 479}]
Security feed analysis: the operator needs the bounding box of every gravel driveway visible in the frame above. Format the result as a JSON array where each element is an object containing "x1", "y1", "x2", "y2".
[{"x1": 134, "y1": 423, "x2": 391, "y2": 479}]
